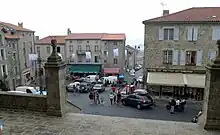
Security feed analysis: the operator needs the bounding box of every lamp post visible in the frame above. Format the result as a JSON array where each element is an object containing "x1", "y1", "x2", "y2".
[{"x1": 37, "y1": 54, "x2": 43, "y2": 94}]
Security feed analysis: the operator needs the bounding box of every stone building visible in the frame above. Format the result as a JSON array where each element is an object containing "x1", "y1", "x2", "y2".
[
  {"x1": 0, "y1": 22, "x2": 35, "y2": 90},
  {"x1": 65, "y1": 31, "x2": 126, "y2": 74},
  {"x1": 0, "y1": 22, "x2": 35, "y2": 86},
  {"x1": 142, "y1": 7, "x2": 220, "y2": 100},
  {"x1": 125, "y1": 45, "x2": 136, "y2": 69}
]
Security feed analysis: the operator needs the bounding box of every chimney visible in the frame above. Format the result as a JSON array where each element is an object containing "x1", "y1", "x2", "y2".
[
  {"x1": 18, "y1": 22, "x2": 23, "y2": 28},
  {"x1": 35, "y1": 36, "x2": 39, "y2": 41},
  {"x1": 163, "y1": 10, "x2": 169, "y2": 16},
  {"x1": 67, "y1": 28, "x2": 71, "y2": 35}
]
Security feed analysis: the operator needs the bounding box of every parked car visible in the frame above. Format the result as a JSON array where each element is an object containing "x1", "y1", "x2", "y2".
[
  {"x1": 15, "y1": 86, "x2": 47, "y2": 95},
  {"x1": 93, "y1": 84, "x2": 105, "y2": 93},
  {"x1": 67, "y1": 82, "x2": 80, "y2": 92},
  {"x1": 121, "y1": 93, "x2": 154, "y2": 109},
  {"x1": 79, "y1": 82, "x2": 91, "y2": 93}
]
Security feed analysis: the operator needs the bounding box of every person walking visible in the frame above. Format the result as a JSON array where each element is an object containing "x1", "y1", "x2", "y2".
[
  {"x1": 96, "y1": 91, "x2": 100, "y2": 104},
  {"x1": 109, "y1": 92, "x2": 114, "y2": 105},
  {"x1": 89, "y1": 91, "x2": 94, "y2": 104},
  {"x1": 117, "y1": 91, "x2": 122, "y2": 105},
  {"x1": 170, "y1": 98, "x2": 176, "y2": 114}
]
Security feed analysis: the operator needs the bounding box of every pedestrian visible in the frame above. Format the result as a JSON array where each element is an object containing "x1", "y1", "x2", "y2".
[
  {"x1": 93, "y1": 91, "x2": 96, "y2": 103},
  {"x1": 117, "y1": 91, "x2": 122, "y2": 104},
  {"x1": 113, "y1": 91, "x2": 117, "y2": 104},
  {"x1": 170, "y1": 98, "x2": 176, "y2": 114},
  {"x1": 109, "y1": 92, "x2": 114, "y2": 105},
  {"x1": 89, "y1": 91, "x2": 94, "y2": 104},
  {"x1": 100, "y1": 96, "x2": 104, "y2": 105},
  {"x1": 111, "y1": 85, "x2": 116, "y2": 93},
  {"x1": 96, "y1": 91, "x2": 100, "y2": 104}
]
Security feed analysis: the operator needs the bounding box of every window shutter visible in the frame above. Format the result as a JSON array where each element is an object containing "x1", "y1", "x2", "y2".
[
  {"x1": 173, "y1": 27, "x2": 179, "y2": 40},
  {"x1": 212, "y1": 27, "x2": 220, "y2": 40},
  {"x1": 172, "y1": 50, "x2": 178, "y2": 65},
  {"x1": 187, "y1": 27, "x2": 192, "y2": 41},
  {"x1": 193, "y1": 27, "x2": 198, "y2": 41},
  {"x1": 209, "y1": 50, "x2": 217, "y2": 60},
  {"x1": 180, "y1": 50, "x2": 185, "y2": 65},
  {"x1": 158, "y1": 28, "x2": 164, "y2": 40},
  {"x1": 5, "y1": 64, "x2": 8, "y2": 75},
  {"x1": 196, "y1": 50, "x2": 203, "y2": 66},
  {"x1": 4, "y1": 49, "x2": 6, "y2": 60}
]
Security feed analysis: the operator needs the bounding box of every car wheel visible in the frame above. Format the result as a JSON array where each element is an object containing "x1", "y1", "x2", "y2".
[{"x1": 137, "y1": 104, "x2": 141, "y2": 110}]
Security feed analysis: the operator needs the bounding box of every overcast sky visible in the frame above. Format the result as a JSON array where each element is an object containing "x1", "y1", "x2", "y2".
[{"x1": 1, "y1": 0, "x2": 219, "y2": 47}]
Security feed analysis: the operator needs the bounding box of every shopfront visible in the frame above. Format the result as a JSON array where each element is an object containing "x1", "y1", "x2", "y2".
[{"x1": 68, "y1": 64, "x2": 102, "y2": 77}]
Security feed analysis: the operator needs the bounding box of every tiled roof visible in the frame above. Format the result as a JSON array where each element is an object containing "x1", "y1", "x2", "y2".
[
  {"x1": 66, "y1": 33, "x2": 126, "y2": 40},
  {"x1": 102, "y1": 33, "x2": 126, "y2": 40},
  {"x1": 143, "y1": 7, "x2": 220, "y2": 23},
  {"x1": 0, "y1": 26, "x2": 20, "y2": 39},
  {"x1": 35, "y1": 36, "x2": 66, "y2": 45},
  {"x1": 0, "y1": 21, "x2": 33, "y2": 32}
]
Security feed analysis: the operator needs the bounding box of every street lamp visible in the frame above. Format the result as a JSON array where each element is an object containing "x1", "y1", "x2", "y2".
[{"x1": 37, "y1": 54, "x2": 43, "y2": 94}]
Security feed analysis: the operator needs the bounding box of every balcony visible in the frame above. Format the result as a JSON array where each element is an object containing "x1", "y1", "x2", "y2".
[{"x1": 76, "y1": 50, "x2": 91, "y2": 55}]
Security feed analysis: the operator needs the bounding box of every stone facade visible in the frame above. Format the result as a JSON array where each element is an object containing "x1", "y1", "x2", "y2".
[
  {"x1": 144, "y1": 24, "x2": 220, "y2": 71},
  {"x1": 0, "y1": 91, "x2": 47, "y2": 112}
]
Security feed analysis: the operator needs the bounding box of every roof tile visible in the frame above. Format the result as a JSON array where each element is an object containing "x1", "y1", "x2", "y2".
[
  {"x1": 35, "y1": 36, "x2": 66, "y2": 45},
  {"x1": 143, "y1": 7, "x2": 220, "y2": 23},
  {"x1": 0, "y1": 21, "x2": 33, "y2": 32},
  {"x1": 66, "y1": 33, "x2": 126, "y2": 40}
]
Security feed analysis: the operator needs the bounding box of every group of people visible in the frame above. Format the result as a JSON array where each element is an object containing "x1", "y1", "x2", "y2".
[
  {"x1": 168, "y1": 98, "x2": 186, "y2": 114},
  {"x1": 89, "y1": 90, "x2": 104, "y2": 104},
  {"x1": 109, "y1": 87, "x2": 122, "y2": 105}
]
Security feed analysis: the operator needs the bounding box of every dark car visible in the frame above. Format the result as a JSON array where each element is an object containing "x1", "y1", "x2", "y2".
[
  {"x1": 79, "y1": 82, "x2": 90, "y2": 93},
  {"x1": 121, "y1": 93, "x2": 154, "y2": 109}
]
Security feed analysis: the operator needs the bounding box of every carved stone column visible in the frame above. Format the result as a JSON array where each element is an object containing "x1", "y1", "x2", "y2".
[
  {"x1": 201, "y1": 39, "x2": 220, "y2": 130},
  {"x1": 44, "y1": 39, "x2": 66, "y2": 117}
]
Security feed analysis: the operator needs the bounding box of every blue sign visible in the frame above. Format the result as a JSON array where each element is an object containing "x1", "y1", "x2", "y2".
[{"x1": 0, "y1": 120, "x2": 3, "y2": 134}]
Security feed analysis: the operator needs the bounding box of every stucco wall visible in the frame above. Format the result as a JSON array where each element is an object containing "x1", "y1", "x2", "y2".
[{"x1": 0, "y1": 91, "x2": 47, "y2": 112}]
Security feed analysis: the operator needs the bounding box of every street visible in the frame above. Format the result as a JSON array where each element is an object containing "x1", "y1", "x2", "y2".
[
  {"x1": 67, "y1": 69, "x2": 202, "y2": 122},
  {"x1": 68, "y1": 89, "x2": 202, "y2": 122}
]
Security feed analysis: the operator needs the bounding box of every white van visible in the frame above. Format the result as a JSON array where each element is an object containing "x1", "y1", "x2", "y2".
[
  {"x1": 86, "y1": 75, "x2": 98, "y2": 82},
  {"x1": 15, "y1": 86, "x2": 38, "y2": 94},
  {"x1": 99, "y1": 76, "x2": 117, "y2": 84}
]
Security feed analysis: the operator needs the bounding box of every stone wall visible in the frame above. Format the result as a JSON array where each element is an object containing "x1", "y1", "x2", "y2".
[
  {"x1": 0, "y1": 91, "x2": 47, "y2": 112},
  {"x1": 144, "y1": 23, "x2": 219, "y2": 70}
]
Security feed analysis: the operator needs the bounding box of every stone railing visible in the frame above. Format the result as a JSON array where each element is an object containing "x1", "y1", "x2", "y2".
[{"x1": 0, "y1": 91, "x2": 47, "y2": 112}]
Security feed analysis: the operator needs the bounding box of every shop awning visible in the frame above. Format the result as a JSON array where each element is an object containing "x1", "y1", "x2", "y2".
[
  {"x1": 104, "y1": 68, "x2": 120, "y2": 74},
  {"x1": 147, "y1": 72, "x2": 185, "y2": 87},
  {"x1": 69, "y1": 64, "x2": 101, "y2": 73},
  {"x1": 183, "y1": 74, "x2": 205, "y2": 88}
]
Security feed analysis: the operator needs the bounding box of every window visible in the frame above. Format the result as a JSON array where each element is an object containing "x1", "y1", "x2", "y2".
[
  {"x1": 0, "y1": 35, "x2": 2, "y2": 44},
  {"x1": 186, "y1": 51, "x2": 196, "y2": 65},
  {"x1": 22, "y1": 33, "x2": 25, "y2": 37},
  {"x1": 77, "y1": 45, "x2": 81, "y2": 51},
  {"x1": 12, "y1": 43, "x2": 15, "y2": 49},
  {"x1": 95, "y1": 40, "x2": 98, "y2": 44},
  {"x1": 12, "y1": 53, "x2": 16, "y2": 60},
  {"x1": 57, "y1": 47, "x2": 61, "y2": 53},
  {"x1": 69, "y1": 45, "x2": 73, "y2": 52},
  {"x1": 94, "y1": 45, "x2": 99, "y2": 52},
  {"x1": 104, "y1": 51, "x2": 107, "y2": 56},
  {"x1": 86, "y1": 45, "x2": 90, "y2": 51},
  {"x1": 0, "y1": 49, "x2": 6, "y2": 60},
  {"x1": 188, "y1": 27, "x2": 198, "y2": 41},
  {"x1": 47, "y1": 46, "x2": 51, "y2": 54},
  {"x1": 113, "y1": 58, "x2": 118, "y2": 64},
  {"x1": 69, "y1": 41, "x2": 72, "y2": 43},
  {"x1": 212, "y1": 27, "x2": 220, "y2": 40},
  {"x1": 164, "y1": 28, "x2": 174, "y2": 40},
  {"x1": 94, "y1": 56, "x2": 99, "y2": 63},
  {"x1": 104, "y1": 60, "x2": 107, "y2": 63},
  {"x1": 8, "y1": 43, "x2": 12, "y2": 48},
  {"x1": 37, "y1": 47, "x2": 40, "y2": 55},
  {"x1": 163, "y1": 50, "x2": 172, "y2": 64},
  {"x1": 23, "y1": 42, "x2": 26, "y2": 48},
  {"x1": 1, "y1": 64, "x2": 7, "y2": 75},
  {"x1": 29, "y1": 33, "x2": 32, "y2": 36},
  {"x1": 87, "y1": 41, "x2": 89, "y2": 43},
  {"x1": 113, "y1": 41, "x2": 117, "y2": 45}
]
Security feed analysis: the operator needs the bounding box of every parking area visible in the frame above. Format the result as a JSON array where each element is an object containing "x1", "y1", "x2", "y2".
[{"x1": 68, "y1": 88, "x2": 202, "y2": 122}]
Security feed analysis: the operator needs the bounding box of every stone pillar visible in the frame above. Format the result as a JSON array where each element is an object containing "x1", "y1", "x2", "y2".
[
  {"x1": 201, "y1": 39, "x2": 220, "y2": 130},
  {"x1": 44, "y1": 39, "x2": 66, "y2": 117}
]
